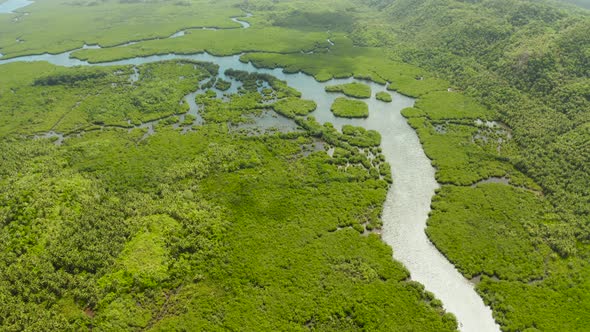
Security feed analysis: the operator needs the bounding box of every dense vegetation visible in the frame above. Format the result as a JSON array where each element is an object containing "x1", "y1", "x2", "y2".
[
  {"x1": 331, "y1": 97, "x2": 370, "y2": 118},
  {"x1": 325, "y1": 82, "x2": 372, "y2": 99},
  {"x1": 358, "y1": 0, "x2": 590, "y2": 240},
  {"x1": 237, "y1": 1, "x2": 590, "y2": 329},
  {"x1": 0, "y1": 60, "x2": 218, "y2": 135},
  {"x1": 376, "y1": 91, "x2": 392, "y2": 102},
  {"x1": 1, "y1": 0, "x2": 589, "y2": 330},
  {"x1": 214, "y1": 78, "x2": 231, "y2": 91},
  {"x1": 356, "y1": 0, "x2": 590, "y2": 329},
  {"x1": 0, "y1": 61, "x2": 456, "y2": 330}
]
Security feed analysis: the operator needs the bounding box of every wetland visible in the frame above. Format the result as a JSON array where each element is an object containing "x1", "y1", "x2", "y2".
[{"x1": 1, "y1": 0, "x2": 589, "y2": 331}]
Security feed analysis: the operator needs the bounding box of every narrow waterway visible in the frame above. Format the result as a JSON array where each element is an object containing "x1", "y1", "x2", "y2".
[
  {"x1": 0, "y1": 0, "x2": 33, "y2": 13},
  {"x1": 0, "y1": 48, "x2": 500, "y2": 331}
]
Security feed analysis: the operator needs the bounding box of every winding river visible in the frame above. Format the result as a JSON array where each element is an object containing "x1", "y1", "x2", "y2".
[{"x1": 0, "y1": 10, "x2": 499, "y2": 332}]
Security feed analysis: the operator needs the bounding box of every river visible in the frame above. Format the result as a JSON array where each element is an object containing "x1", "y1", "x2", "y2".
[{"x1": 0, "y1": 14, "x2": 499, "y2": 331}]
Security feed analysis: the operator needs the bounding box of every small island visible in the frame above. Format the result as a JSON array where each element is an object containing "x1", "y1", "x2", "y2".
[
  {"x1": 330, "y1": 97, "x2": 369, "y2": 118},
  {"x1": 341, "y1": 124, "x2": 381, "y2": 147},
  {"x1": 376, "y1": 91, "x2": 392, "y2": 102},
  {"x1": 273, "y1": 97, "x2": 317, "y2": 117},
  {"x1": 214, "y1": 78, "x2": 231, "y2": 91},
  {"x1": 325, "y1": 82, "x2": 371, "y2": 99}
]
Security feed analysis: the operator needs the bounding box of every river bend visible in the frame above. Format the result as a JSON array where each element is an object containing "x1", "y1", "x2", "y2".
[{"x1": 0, "y1": 47, "x2": 500, "y2": 332}]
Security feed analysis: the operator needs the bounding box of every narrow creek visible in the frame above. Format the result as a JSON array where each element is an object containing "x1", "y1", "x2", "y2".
[{"x1": 0, "y1": 47, "x2": 500, "y2": 332}]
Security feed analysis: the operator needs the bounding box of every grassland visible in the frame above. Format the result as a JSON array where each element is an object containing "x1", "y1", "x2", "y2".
[
  {"x1": 70, "y1": 26, "x2": 330, "y2": 63},
  {"x1": 0, "y1": 0, "x2": 246, "y2": 58}
]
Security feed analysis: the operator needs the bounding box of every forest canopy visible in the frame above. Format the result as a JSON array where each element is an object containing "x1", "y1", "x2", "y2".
[{"x1": 0, "y1": 0, "x2": 589, "y2": 330}]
